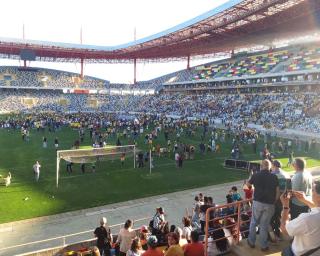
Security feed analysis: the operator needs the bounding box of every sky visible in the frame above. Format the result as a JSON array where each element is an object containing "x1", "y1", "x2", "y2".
[{"x1": 0, "y1": 0, "x2": 230, "y2": 83}]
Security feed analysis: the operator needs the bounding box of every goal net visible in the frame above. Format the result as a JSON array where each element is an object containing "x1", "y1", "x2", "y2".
[{"x1": 56, "y1": 145, "x2": 136, "y2": 188}]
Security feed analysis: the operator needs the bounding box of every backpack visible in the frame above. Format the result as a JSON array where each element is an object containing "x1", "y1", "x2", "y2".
[{"x1": 149, "y1": 219, "x2": 154, "y2": 229}]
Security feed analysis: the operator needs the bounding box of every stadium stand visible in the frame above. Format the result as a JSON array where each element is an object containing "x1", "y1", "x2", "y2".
[
  {"x1": 1, "y1": 44, "x2": 320, "y2": 135},
  {"x1": 224, "y1": 50, "x2": 290, "y2": 77},
  {"x1": 0, "y1": 87, "x2": 320, "y2": 134},
  {"x1": 193, "y1": 62, "x2": 230, "y2": 80},
  {"x1": 0, "y1": 66, "x2": 109, "y2": 89},
  {"x1": 287, "y1": 47, "x2": 320, "y2": 72}
]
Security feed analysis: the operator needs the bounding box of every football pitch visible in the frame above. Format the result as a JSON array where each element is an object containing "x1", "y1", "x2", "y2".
[{"x1": 0, "y1": 126, "x2": 319, "y2": 224}]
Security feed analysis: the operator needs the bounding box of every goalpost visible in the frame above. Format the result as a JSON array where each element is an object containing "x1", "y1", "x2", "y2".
[{"x1": 56, "y1": 145, "x2": 136, "y2": 188}]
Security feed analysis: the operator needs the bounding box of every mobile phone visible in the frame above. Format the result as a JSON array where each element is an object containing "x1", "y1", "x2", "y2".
[{"x1": 286, "y1": 179, "x2": 292, "y2": 191}]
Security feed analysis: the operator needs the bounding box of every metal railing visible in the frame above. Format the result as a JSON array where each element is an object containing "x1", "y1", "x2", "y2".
[
  {"x1": 204, "y1": 199, "x2": 252, "y2": 256},
  {"x1": 0, "y1": 216, "x2": 150, "y2": 255}
]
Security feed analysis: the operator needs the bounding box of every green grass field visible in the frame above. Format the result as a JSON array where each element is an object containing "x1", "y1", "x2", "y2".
[{"x1": 0, "y1": 126, "x2": 319, "y2": 224}]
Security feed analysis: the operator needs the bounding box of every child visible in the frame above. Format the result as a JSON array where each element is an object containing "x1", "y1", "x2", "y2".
[
  {"x1": 243, "y1": 183, "x2": 253, "y2": 201},
  {"x1": 243, "y1": 182, "x2": 253, "y2": 208},
  {"x1": 230, "y1": 186, "x2": 242, "y2": 202}
]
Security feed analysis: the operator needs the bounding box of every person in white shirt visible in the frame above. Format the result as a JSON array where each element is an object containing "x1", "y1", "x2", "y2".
[
  {"x1": 116, "y1": 219, "x2": 136, "y2": 256},
  {"x1": 33, "y1": 161, "x2": 41, "y2": 182},
  {"x1": 280, "y1": 181, "x2": 320, "y2": 256}
]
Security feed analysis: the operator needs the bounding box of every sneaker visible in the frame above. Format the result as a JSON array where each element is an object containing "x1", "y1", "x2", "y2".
[{"x1": 247, "y1": 239, "x2": 255, "y2": 248}]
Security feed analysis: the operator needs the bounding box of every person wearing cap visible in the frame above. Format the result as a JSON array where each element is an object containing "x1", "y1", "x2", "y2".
[
  {"x1": 270, "y1": 160, "x2": 289, "y2": 240},
  {"x1": 94, "y1": 217, "x2": 112, "y2": 256},
  {"x1": 142, "y1": 236, "x2": 164, "y2": 256},
  {"x1": 152, "y1": 207, "x2": 166, "y2": 235}
]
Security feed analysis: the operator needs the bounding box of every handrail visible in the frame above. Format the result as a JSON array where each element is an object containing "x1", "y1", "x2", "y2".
[
  {"x1": 204, "y1": 199, "x2": 252, "y2": 256},
  {"x1": 0, "y1": 216, "x2": 150, "y2": 253}
]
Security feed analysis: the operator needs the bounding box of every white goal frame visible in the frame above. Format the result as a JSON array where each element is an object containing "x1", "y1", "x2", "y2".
[{"x1": 56, "y1": 145, "x2": 136, "y2": 188}]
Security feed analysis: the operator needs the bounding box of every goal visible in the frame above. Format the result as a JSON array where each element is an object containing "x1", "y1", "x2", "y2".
[{"x1": 56, "y1": 145, "x2": 136, "y2": 188}]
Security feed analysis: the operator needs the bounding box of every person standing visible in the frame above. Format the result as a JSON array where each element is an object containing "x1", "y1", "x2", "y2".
[
  {"x1": 120, "y1": 153, "x2": 125, "y2": 167},
  {"x1": 290, "y1": 158, "x2": 313, "y2": 219},
  {"x1": 33, "y1": 161, "x2": 41, "y2": 182},
  {"x1": 280, "y1": 181, "x2": 320, "y2": 256},
  {"x1": 54, "y1": 137, "x2": 59, "y2": 150},
  {"x1": 175, "y1": 152, "x2": 180, "y2": 168},
  {"x1": 94, "y1": 217, "x2": 112, "y2": 256},
  {"x1": 116, "y1": 219, "x2": 137, "y2": 256},
  {"x1": 66, "y1": 161, "x2": 73, "y2": 174},
  {"x1": 42, "y1": 137, "x2": 47, "y2": 148},
  {"x1": 270, "y1": 160, "x2": 289, "y2": 239},
  {"x1": 247, "y1": 159, "x2": 279, "y2": 251}
]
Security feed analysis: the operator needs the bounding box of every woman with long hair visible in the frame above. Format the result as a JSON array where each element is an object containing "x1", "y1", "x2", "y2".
[{"x1": 116, "y1": 219, "x2": 137, "y2": 256}]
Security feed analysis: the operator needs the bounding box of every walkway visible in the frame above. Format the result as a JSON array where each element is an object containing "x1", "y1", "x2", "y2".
[{"x1": 0, "y1": 180, "x2": 244, "y2": 256}]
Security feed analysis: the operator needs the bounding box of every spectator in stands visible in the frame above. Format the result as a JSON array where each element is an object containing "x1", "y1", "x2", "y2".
[
  {"x1": 270, "y1": 160, "x2": 289, "y2": 240},
  {"x1": 126, "y1": 238, "x2": 144, "y2": 256},
  {"x1": 139, "y1": 226, "x2": 150, "y2": 251},
  {"x1": 280, "y1": 181, "x2": 320, "y2": 256},
  {"x1": 242, "y1": 182, "x2": 253, "y2": 207},
  {"x1": 164, "y1": 232, "x2": 184, "y2": 256},
  {"x1": 239, "y1": 213, "x2": 250, "y2": 239},
  {"x1": 229, "y1": 186, "x2": 242, "y2": 202},
  {"x1": 141, "y1": 236, "x2": 163, "y2": 256},
  {"x1": 208, "y1": 220, "x2": 230, "y2": 255},
  {"x1": 191, "y1": 196, "x2": 201, "y2": 231},
  {"x1": 290, "y1": 158, "x2": 313, "y2": 220},
  {"x1": 116, "y1": 219, "x2": 137, "y2": 256},
  {"x1": 94, "y1": 217, "x2": 112, "y2": 256},
  {"x1": 181, "y1": 216, "x2": 193, "y2": 242},
  {"x1": 174, "y1": 227, "x2": 188, "y2": 248},
  {"x1": 152, "y1": 207, "x2": 166, "y2": 235},
  {"x1": 183, "y1": 231, "x2": 204, "y2": 256},
  {"x1": 247, "y1": 159, "x2": 279, "y2": 251},
  {"x1": 199, "y1": 196, "x2": 209, "y2": 233}
]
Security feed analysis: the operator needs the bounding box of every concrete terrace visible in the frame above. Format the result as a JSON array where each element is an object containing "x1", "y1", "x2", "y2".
[{"x1": 1, "y1": 167, "x2": 319, "y2": 256}]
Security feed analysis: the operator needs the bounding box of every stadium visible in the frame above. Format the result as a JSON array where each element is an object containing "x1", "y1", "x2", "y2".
[{"x1": 0, "y1": 0, "x2": 320, "y2": 255}]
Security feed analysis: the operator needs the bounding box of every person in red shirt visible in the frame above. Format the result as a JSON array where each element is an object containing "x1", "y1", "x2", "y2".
[
  {"x1": 243, "y1": 183, "x2": 253, "y2": 199},
  {"x1": 184, "y1": 231, "x2": 204, "y2": 256},
  {"x1": 142, "y1": 236, "x2": 164, "y2": 256},
  {"x1": 243, "y1": 182, "x2": 253, "y2": 207}
]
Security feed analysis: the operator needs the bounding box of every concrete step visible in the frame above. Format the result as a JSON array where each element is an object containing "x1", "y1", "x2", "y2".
[{"x1": 231, "y1": 239, "x2": 290, "y2": 256}]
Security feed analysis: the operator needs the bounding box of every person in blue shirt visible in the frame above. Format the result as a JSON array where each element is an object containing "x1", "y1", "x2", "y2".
[{"x1": 230, "y1": 186, "x2": 242, "y2": 202}]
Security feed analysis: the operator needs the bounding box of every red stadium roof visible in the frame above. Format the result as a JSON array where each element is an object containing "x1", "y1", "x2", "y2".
[{"x1": 0, "y1": 0, "x2": 319, "y2": 63}]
